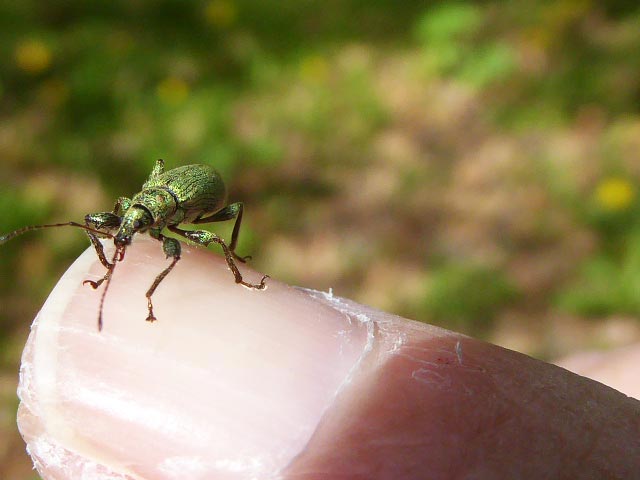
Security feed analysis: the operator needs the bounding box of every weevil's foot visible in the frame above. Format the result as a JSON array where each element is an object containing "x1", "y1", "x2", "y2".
[
  {"x1": 240, "y1": 274, "x2": 269, "y2": 290},
  {"x1": 146, "y1": 298, "x2": 157, "y2": 322},
  {"x1": 83, "y1": 279, "x2": 104, "y2": 289}
]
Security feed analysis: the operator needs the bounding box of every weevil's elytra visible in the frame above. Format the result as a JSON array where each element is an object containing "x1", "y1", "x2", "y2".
[{"x1": 0, "y1": 159, "x2": 268, "y2": 330}]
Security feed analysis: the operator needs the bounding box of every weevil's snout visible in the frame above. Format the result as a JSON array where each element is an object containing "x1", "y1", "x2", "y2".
[
  {"x1": 114, "y1": 234, "x2": 131, "y2": 247},
  {"x1": 114, "y1": 207, "x2": 152, "y2": 247},
  {"x1": 113, "y1": 233, "x2": 131, "y2": 263}
]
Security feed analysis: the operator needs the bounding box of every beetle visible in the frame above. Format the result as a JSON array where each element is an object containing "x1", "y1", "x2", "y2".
[{"x1": 0, "y1": 159, "x2": 268, "y2": 330}]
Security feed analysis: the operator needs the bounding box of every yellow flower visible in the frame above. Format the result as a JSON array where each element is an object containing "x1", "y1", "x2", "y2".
[
  {"x1": 15, "y1": 39, "x2": 52, "y2": 74},
  {"x1": 595, "y1": 177, "x2": 636, "y2": 211},
  {"x1": 156, "y1": 77, "x2": 190, "y2": 105},
  {"x1": 204, "y1": 0, "x2": 237, "y2": 28}
]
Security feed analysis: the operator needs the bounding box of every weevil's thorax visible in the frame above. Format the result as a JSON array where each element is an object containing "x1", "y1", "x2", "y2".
[{"x1": 130, "y1": 188, "x2": 180, "y2": 227}]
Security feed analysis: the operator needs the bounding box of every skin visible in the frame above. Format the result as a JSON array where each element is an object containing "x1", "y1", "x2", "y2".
[{"x1": 16, "y1": 236, "x2": 640, "y2": 480}]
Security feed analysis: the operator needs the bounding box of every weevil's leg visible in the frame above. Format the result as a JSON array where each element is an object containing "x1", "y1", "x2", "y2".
[
  {"x1": 85, "y1": 231, "x2": 111, "y2": 270},
  {"x1": 168, "y1": 225, "x2": 268, "y2": 290},
  {"x1": 145, "y1": 233, "x2": 181, "y2": 322},
  {"x1": 83, "y1": 212, "x2": 123, "y2": 270},
  {"x1": 192, "y1": 202, "x2": 249, "y2": 262},
  {"x1": 82, "y1": 239, "x2": 117, "y2": 289},
  {"x1": 151, "y1": 158, "x2": 165, "y2": 178},
  {"x1": 142, "y1": 159, "x2": 165, "y2": 188},
  {"x1": 83, "y1": 268, "x2": 108, "y2": 289},
  {"x1": 82, "y1": 232, "x2": 115, "y2": 289}
]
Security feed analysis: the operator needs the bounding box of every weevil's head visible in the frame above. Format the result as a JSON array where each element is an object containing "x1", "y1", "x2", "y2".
[{"x1": 114, "y1": 206, "x2": 153, "y2": 247}]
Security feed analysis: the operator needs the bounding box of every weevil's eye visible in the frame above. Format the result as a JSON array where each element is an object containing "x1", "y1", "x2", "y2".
[{"x1": 133, "y1": 220, "x2": 142, "y2": 229}]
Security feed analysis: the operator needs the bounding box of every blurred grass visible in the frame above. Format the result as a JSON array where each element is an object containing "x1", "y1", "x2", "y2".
[{"x1": 1, "y1": 0, "x2": 640, "y2": 477}]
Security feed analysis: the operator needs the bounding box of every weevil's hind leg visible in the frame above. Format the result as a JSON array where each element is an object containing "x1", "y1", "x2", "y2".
[
  {"x1": 145, "y1": 233, "x2": 181, "y2": 322},
  {"x1": 192, "y1": 202, "x2": 249, "y2": 262},
  {"x1": 150, "y1": 158, "x2": 165, "y2": 178},
  {"x1": 168, "y1": 225, "x2": 268, "y2": 290}
]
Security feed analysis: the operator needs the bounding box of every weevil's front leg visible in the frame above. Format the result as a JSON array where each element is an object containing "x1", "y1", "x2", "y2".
[
  {"x1": 82, "y1": 253, "x2": 110, "y2": 289},
  {"x1": 192, "y1": 202, "x2": 249, "y2": 262},
  {"x1": 84, "y1": 212, "x2": 123, "y2": 270},
  {"x1": 145, "y1": 232, "x2": 181, "y2": 322},
  {"x1": 85, "y1": 232, "x2": 111, "y2": 272},
  {"x1": 82, "y1": 198, "x2": 130, "y2": 270},
  {"x1": 82, "y1": 234, "x2": 120, "y2": 291},
  {"x1": 168, "y1": 225, "x2": 268, "y2": 290}
]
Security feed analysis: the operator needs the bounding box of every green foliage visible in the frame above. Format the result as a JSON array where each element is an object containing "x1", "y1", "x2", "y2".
[
  {"x1": 558, "y1": 230, "x2": 640, "y2": 317},
  {"x1": 414, "y1": 3, "x2": 482, "y2": 44},
  {"x1": 549, "y1": 164, "x2": 640, "y2": 318},
  {"x1": 414, "y1": 3, "x2": 516, "y2": 87},
  {"x1": 422, "y1": 263, "x2": 519, "y2": 333},
  {"x1": 458, "y1": 42, "x2": 516, "y2": 87},
  {"x1": 0, "y1": 187, "x2": 51, "y2": 235}
]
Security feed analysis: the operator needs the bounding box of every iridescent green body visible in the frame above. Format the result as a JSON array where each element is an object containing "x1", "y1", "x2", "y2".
[
  {"x1": 0, "y1": 159, "x2": 268, "y2": 330},
  {"x1": 112, "y1": 163, "x2": 228, "y2": 244},
  {"x1": 139, "y1": 164, "x2": 226, "y2": 226}
]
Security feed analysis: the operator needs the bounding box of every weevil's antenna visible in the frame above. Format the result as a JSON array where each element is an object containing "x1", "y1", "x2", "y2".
[
  {"x1": 96, "y1": 244, "x2": 125, "y2": 331},
  {"x1": 0, "y1": 222, "x2": 114, "y2": 245}
]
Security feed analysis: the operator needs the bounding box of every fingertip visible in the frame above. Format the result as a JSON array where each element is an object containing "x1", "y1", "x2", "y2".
[
  {"x1": 17, "y1": 238, "x2": 375, "y2": 479},
  {"x1": 21, "y1": 243, "x2": 640, "y2": 480}
]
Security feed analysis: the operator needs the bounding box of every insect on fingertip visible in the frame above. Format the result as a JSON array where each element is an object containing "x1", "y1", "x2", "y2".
[{"x1": 3, "y1": 161, "x2": 269, "y2": 329}]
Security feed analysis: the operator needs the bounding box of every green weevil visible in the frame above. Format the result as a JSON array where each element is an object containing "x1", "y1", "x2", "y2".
[{"x1": 0, "y1": 159, "x2": 268, "y2": 330}]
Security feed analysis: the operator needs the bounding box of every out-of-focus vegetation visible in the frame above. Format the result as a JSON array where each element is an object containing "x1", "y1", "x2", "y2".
[{"x1": 1, "y1": 1, "x2": 640, "y2": 477}]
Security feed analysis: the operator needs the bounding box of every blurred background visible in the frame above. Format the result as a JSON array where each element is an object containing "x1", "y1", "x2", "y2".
[{"x1": 1, "y1": 0, "x2": 640, "y2": 477}]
